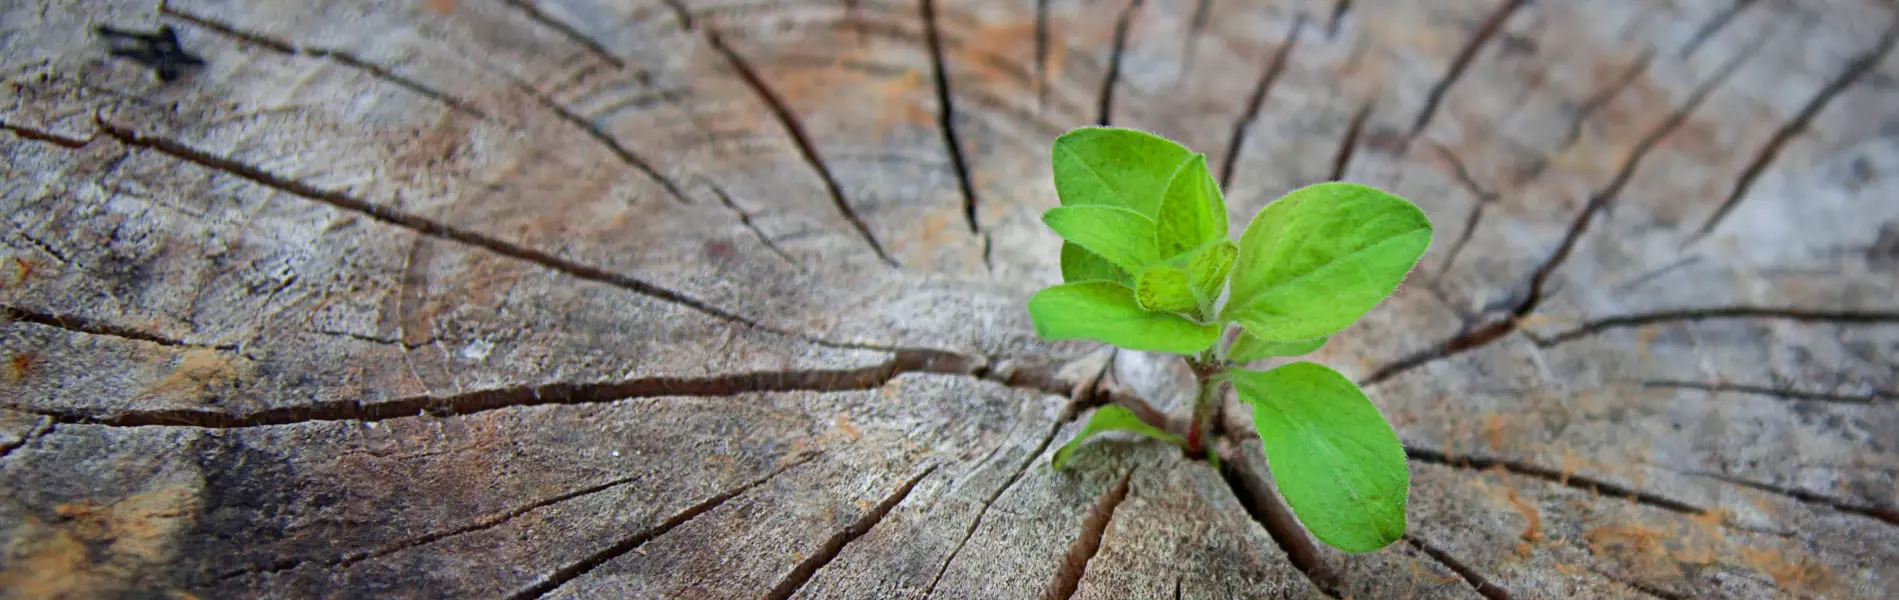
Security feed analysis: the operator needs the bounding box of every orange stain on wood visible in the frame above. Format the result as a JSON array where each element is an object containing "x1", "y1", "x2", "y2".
[
  {"x1": 4, "y1": 353, "x2": 31, "y2": 382},
  {"x1": 1480, "y1": 413, "x2": 1505, "y2": 450},
  {"x1": 1505, "y1": 486, "x2": 1542, "y2": 541},
  {"x1": 1738, "y1": 542, "x2": 1832, "y2": 595},
  {"x1": 834, "y1": 414, "x2": 862, "y2": 440},
  {"x1": 0, "y1": 486, "x2": 197, "y2": 598},
  {"x1": 141, "y1": 349, "x2": 248, "y2": 402}
]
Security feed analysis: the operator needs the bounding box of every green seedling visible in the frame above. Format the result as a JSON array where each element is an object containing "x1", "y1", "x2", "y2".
[{"x1": 1031, "y1": 126, "x2": 1431, "y2": 553}]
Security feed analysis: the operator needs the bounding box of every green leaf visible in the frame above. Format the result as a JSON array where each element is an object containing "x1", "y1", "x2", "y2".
[
  {"x1": 1050, "y1": 404, "x2": 1182, "y2": 470},
  {"x1": 1060, "y1": 242, "x2": 1129, "y2": 284},
  {"x1": 1156, "y1": 153, "x2": 1227, "y2": 258},
  {"x1": 1223, "y1": 182, "x2": 1432, "y2": 341},
  {"x1": 1027, "y1": 281, "x2": 1221, "y2": 354},
  {"x1": 1183, "y1": 239, "x2": 1236, "y2": 308},
  {"x1": 1051, "y1": 127, "x2": 1194, "y2": 217},
  {"x1": 1229, "y1": 362, "x2": 1407, "y2": 553},
  {"x1": 1228, "y1": 332, "x2": 1326, "y2": 363},
  {"x1": 1043, "y1": 206, "x2": 1161, "y2": 272},
  {"x1": 1134, "y1": 265, "x2": 1196, "y2": 313}
]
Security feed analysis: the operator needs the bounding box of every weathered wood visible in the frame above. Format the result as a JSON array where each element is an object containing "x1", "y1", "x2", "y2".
[{"x1": 4, "y1": 0, "x2": 1897, "y2": 597}]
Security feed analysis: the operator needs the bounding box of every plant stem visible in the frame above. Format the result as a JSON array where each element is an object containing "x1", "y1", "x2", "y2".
[{"x1": 1184, "y1": 361, "x2": 1222, "y2": 457}]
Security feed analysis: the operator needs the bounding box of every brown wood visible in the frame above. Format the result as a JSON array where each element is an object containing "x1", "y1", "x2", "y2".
[{"x1": 3, "y1": 0, "x2": 1896, "y2": 597}]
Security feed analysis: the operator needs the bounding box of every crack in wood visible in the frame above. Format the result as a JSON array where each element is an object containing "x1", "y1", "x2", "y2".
[
  {"x1": 704, "y1": 179, "x2": 800, "y2": 267},
  {"x1": 1523, "y1": 36, "x2": 1751, "y2": 313},
  {"x1": 1537, "y1": 307, "x2": 1899, "y2": 346},
  {"x1": 0, "y1": 417, "x2": 54, "y2": 463},
  {"x1": 500, "y1": 0, "x2": 627, "y2": 68},
  {"x1": 1679, "y1": 0, "x2": 1758, "y2": 58},
  {"x1": 220, "y1": 470, "x2": 663, "y2": 580},
  {"x1": 2, "y1": 349, "x2": 984, "y2": 429},
  {"x1": 0, "y1": 120, "x2": 93, "y2": 147},
  {"x1": 1562, "y1": 47, "x2": 1654, "y2": 150},
  {"x1": 3, "y1": 303, "x2": 238, "y2": 351},
  {"x1": 922, "y1": 418, "x2": 1063, "y2": 599},
  {"x1": 1363, "y1": 42, "x2": 1758, "y2": 386},
  {"x1": 1096, "y1": 0, "x2": 1146, "y2": 126},
  {"x1": 1691, "y1": 470, "x2": 1899, "y2": 527},
  {"x1": 1687, "y1": 20, "x2": 1899, "y2": 245},
  {"x1": 509, "y1": 81, "x2": 692, "y2": 205},
  {"x1": 920, "y1": 0, "x2": 984, "y2": 245},
  {"x1": 1329, "y1": 101, "x2": 1372, "y2": 182},
  {"x1": 160, "y1": 7, "x2": 489, "y2": 120},
  {"x1": 660, "y1": 0, "x2": 696, "y2": 30},
  {"x1": 1217, "y1": 448, "x2": 1340, "y2": 597},
  {"x1": 1427, "y1": 141, "x2": 1497, "y2": 276},
  {"x1": 1403, "y1": 535, "x2": 1511, "y2": 600},
  {"x1": 503, "y1": 452, "x2": 819, "y2": 600},
  {"x1": 1639, "y1": 379, "x2": 1895, "y2": 405},
  {"x1": 923, "y1": 362, "x2": 1104, "y2": 598},
  {"x1": 763, "y1": 465, "x2": 936, "y2": 600},
  {"x1": 1218, "y1": 16, "x2": 1305, "y2": 190},
  {"x1": 1182, "y1": 0, "x2": 1212, "y2": 77},
  {"x1": 1042, "y1": 469, "x2": 1133, "y2": 600},
  {"x1": 1327, "y1": 0, "x2": 1353, "y2": 39},
  {"x1": 1405, "y1": 446, "x2": 1707, "y2": 516},
  {"x1": 1408, "y1": 0, "x2": 1526, "y2": 139},
  {"x1": 705, "y1": 31, "x2": 901, "y2": 268},
  {"x1": 93, "y1": 120, "x2": 772, "y2": 335}
]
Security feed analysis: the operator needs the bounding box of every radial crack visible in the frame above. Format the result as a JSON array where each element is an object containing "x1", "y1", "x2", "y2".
[
  {"x1": 1687, "y1": 22, "x2": 1898, "y2": 245},
  {"x1": 1327, "y1": 0, "x2": 1354, "y2": 38},
  {"x1": 923, "y1": 365, "x2": 1103, "y2": 598},
  {"x1": 921, "y1": 0, "x2": 983, "y2": 241},
  {"x1": 706, "y1": 32, "x2": 900, "y2": 267},
  {"x1": 503, "y1": 452, "x2": 818, "y2": 600},
  {"x1": 1095, "y1": 0, "x2": 1146, "y2": 126},
  {"x1": 0, "y1": 121, "x2": 94, "y2": 147},
  {"x1": 1404, "y1": 535, "x2": 1511, "y2": 600},
  {"x1": 95, "y1": 121, "x2": 765, "y2": 333},
  {"x1": 3, "y1": 303, "x2": 236, "y2": 350},
  {"x1": 2, "y1": 349, "x2": 984, "y2": 428},
  {"x1": 1218, "y1": 447, "x2": 1339, "y2": 596},
  {"x1": 1218, "y1": 17, "x2": 1305, "y2": 190},
  {"x1": 1043, "y1": 469, "x2": 1133, "y2": 600},
  {"x1": 161, "y1": 8, "x2": 488, "y2": 119},
  {"x1": 500, "y1": 0, "x2": 626, "y2": 68},
  {"x1": 1408, "y1": 0, "x2": 1526, "y2": 138},
  {"x1": 705, "y1": 180, "x2": 799, "y2": 267},
  {"x1": 1640, "y1": 379, "x2": 1894, "y2": 405},
  {"x1": 763, "y1": 466, "x2": 936, "y2": 600},
  {"x1": 1406, "y1": 446, "x2": 1706, "y2": 515},
  {"x1": 1537, "y1": 307, "x2": 1899, "y2": 346},
  {"x1": 1693, "y1": 471, "x2": 1899, "y2": 526},
  {"x1": 510, "y1": 82, "x2": 691, "y2": 204},
  {"x1": 1330, "y1": 101, "x2": 1373, "y2": 181},
  {"x1": 1428, "y1": 142, "x2": 1497, "y2": 275},
  {"x1": 1562, "y1": 48, "x2": 1654, "y2": 149},
  {"x1": 1522, "y1": 37, "x2": 1750, "y2": 312},
  {"x1": 0, "y1": 417, "x2": 53, "y2": 462},
  {"x1": 1679, "y1": 0, "x2": 1758, "y2": 58}
]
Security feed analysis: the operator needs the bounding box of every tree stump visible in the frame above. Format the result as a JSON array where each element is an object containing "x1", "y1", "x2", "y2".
[{"x1": 3, "y1": 0, "x2": 1897, "y2": 597}]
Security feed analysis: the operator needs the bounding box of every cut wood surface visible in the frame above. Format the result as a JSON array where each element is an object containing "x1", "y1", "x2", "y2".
[{"x1": 2, "y1": 0, "x2": 1897, "y2": 597}]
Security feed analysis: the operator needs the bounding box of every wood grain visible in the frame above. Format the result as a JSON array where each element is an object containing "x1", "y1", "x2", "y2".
[{"x1": 3, "y1": 0, "x2": 1896, "y2": 597}]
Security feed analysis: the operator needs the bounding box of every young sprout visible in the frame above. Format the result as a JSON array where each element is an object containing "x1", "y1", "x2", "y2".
[{"x1": 1030, "y1": 126, "x2": 1430, "y2": 553}]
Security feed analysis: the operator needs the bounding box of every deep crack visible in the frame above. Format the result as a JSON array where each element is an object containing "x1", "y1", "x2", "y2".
[{"x1": 763, "y1": 466, "x2": 936, "y2": 600}]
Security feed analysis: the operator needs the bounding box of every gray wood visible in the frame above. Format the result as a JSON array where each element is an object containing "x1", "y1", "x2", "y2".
[{"x1": 3, "y1": 0, "x2": 1896, "y2": 597}]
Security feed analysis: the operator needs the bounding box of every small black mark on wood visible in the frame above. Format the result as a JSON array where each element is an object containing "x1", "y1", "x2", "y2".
[{"x1": 96, "y1": 24, "x2": 204, "y2": 82}]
